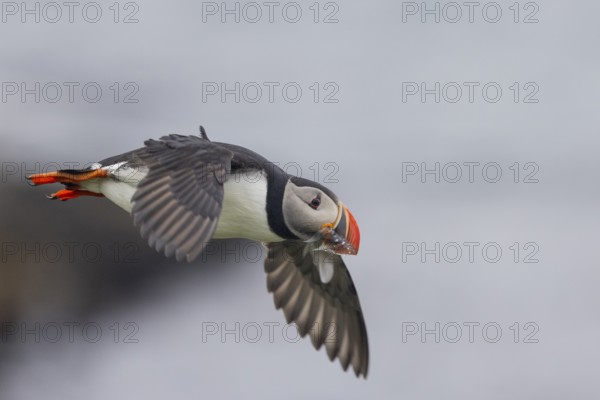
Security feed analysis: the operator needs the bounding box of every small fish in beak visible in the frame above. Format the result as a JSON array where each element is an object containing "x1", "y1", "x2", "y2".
[{"x1": 308, "y1": 204, "x2": 360, "y2": 255}]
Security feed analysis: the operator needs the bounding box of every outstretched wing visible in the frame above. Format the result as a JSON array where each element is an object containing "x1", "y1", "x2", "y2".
[
  {"x1": 131, "y1": 134, "x2": 233, "y2": 262},
  {"x1": 265, "y1": 241, "x2": 369, "y2": 377}
]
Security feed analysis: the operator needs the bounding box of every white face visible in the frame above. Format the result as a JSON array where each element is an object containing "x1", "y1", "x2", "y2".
[{"x1": 282, "y1": 181, "x2": 340, "y2": 240}]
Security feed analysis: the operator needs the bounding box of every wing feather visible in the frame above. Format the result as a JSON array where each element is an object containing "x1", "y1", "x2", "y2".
[
  {"x1": 131, "y1": 135, "x2": 233, "y2": 262},
  {"x1": 265, "y1": 241, "x2": 369, "y2": 377}
]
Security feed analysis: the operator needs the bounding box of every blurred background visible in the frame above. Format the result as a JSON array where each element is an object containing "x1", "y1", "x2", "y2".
[{"x1": 1, "y1": 0, "x2": 599, "y2": 398}]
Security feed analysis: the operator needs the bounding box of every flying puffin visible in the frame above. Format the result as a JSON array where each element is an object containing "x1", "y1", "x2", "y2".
[{"x1": 27, "y1": 127, "x2": 368, "y2": 377}]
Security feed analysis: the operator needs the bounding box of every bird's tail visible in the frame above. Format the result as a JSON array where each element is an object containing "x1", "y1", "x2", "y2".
[{"x1": 27, "y1": 169, "x2": 107, "y2": 201}]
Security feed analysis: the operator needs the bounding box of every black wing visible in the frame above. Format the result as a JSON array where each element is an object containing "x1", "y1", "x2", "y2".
[
  {"x1": 131, "y1": 134, "x2": 233, "y2": 262},
  {"x1": 265, "y1": 241, "x2": 369, "y2": 377}
]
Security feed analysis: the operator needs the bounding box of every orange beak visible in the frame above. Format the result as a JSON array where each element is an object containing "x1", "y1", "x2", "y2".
[
  {"x1": 342, "y1": 206, "x2": 361, "y2": 254},
  {"x1": 322, "y1": 204, "x2": 360, "y2": 255}
]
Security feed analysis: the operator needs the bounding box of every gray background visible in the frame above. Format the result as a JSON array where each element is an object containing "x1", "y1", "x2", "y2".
[{"x1": 1, "y1": 0, "x2": 599, "y2": 399}]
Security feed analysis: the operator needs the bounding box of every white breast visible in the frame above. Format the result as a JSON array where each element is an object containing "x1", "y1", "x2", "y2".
[{"x1": 213, "y1": 171, "x2": 284, "y2": 243}]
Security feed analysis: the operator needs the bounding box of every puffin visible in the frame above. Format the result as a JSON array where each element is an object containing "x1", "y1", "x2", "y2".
[{"x1": 27, "y1": 127, "x2": 368, "y2": 377}]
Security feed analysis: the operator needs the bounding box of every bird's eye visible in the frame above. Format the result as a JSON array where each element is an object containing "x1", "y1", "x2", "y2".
[{"x1": 309, "y1": 195, "x2": 321, "y2": 209}]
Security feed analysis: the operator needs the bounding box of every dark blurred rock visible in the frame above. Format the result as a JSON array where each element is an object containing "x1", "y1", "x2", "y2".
[{"x1": 0, "y1": 182, "x2": 239, "y2": 324}]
